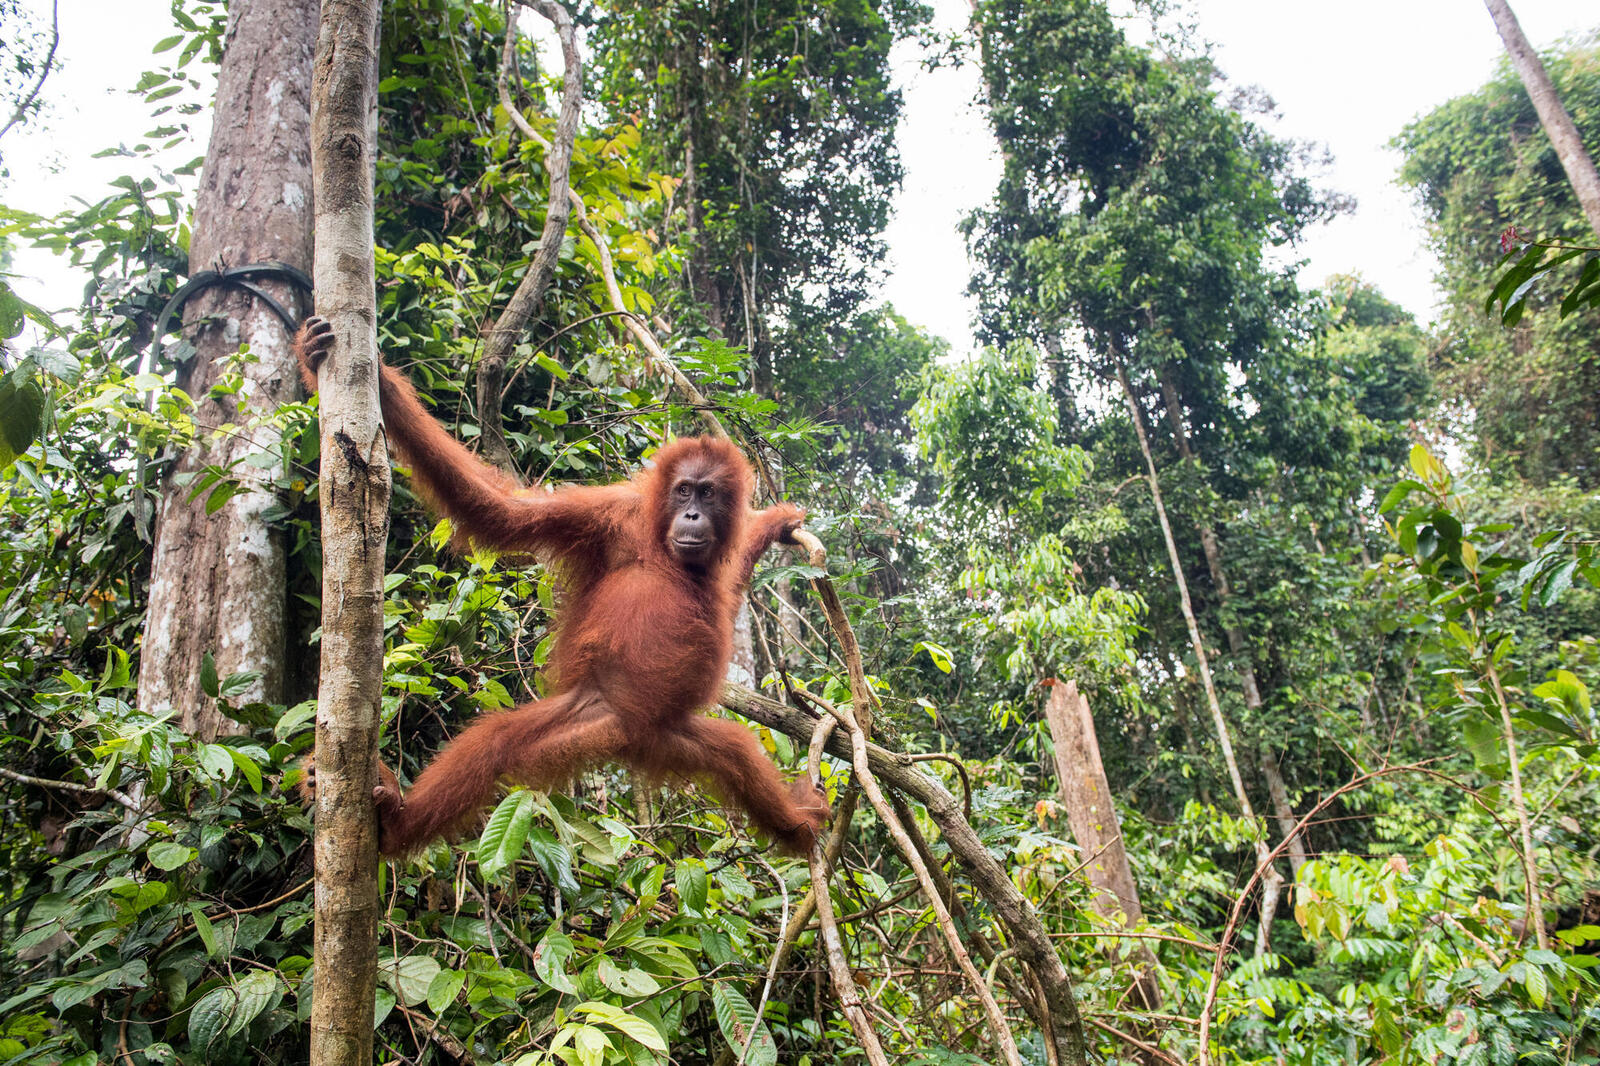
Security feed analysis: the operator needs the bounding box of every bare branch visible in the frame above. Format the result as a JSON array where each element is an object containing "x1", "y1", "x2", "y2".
[{"x1": 0, "y1": 0, "x2": 59, "y2": 144}]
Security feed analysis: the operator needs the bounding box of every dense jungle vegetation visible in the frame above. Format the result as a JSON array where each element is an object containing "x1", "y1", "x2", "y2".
[{"x1": 0, "y1": 0, "x2": 1597, "y2": 1062}]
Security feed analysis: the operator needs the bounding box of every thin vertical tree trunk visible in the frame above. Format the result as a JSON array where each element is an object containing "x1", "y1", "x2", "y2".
[
  {"x1": 1157, "y1": 369, "x2": 1306, "y2": 878},
  {"x1": 1045, "y1": 681, "x2": 1161, "y2": 1011},
  {"x1": 1117, "y1": 365, "x2": 1284, "y2": 955},
  {"x1": 307, "y1": 1, "x2": 388, "y2": 1064},
  {"x1": 1483, "y1": 0, "x2": 1600, "y2": 237},
  {"x1": 138, "y1": 0, "x2": 316, "y2": 739}
]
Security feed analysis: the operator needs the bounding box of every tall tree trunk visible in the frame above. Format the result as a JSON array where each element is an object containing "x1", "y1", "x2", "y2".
[
  {"x1": 1483, "y1": 0, "x2": 1600, "y2": 237},
  {"x1": 307, "y1": 1, "x2": 388, "y2": 1063},
  {"x1": 1157, "y1": 369, "x2": 1306, "y2": 878},
  {"x1": 1117, "y1": 365, "x2": 1284, "y2": 955},
  {"x1": 1045, "y1": 681, "x2": 1160, "y2": 1011},
  {"x1": 138, "y1": 0, "x2": 316, "y2": 739}
]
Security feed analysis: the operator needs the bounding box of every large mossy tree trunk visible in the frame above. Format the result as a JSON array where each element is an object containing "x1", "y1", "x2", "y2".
[
  {"x1": 138, "y1": 0, "x2": 316, "y2": 739},
  {"x1": 307, "y1": 1, "x2": 388, "y2": 1063}
]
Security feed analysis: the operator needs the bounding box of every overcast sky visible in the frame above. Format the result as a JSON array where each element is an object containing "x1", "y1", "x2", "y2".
[
  {"x1": 5, "y1": 0, "x2": 1596, "y2": 356},
  {"x1": 883, "y1": 0, "x2": 1597, "y2": 353}
]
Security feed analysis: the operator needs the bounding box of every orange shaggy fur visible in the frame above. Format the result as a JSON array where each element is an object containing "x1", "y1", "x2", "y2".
[{"x1": 295, "y1": 319, "x2": 827, "y2": 856}]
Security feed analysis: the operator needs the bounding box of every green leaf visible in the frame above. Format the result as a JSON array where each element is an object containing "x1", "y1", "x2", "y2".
[
  {"x1": 532, "y1": 929, "x2": 579, "y2": 994},
  {"x1": 913, "y1": 640, "x2": 955, "y2": 673},
  {"x1": 1377, "y1": 480, "x2": 1427, "y2": 514},
  {"x1": 675, "y1": 859, "x2": 708, "y2": 912},
  {"x1": 1523, "y1": 960, "x2": 1548, "y2": 1007},
  {"x1": 477, "y1": 789, "x2": 538, "y2": 881},
  {"x1": 372, "y1": 986, "x2": 395, "y2": 1029},
  {"x1": 426, "y1": 969, "x2": 465, "y2": 1014},
  {"x1": 195, "y1": 744, "x2": 235, "y2": 781},
  {"x1": 190, "y1": 903, "x2": 220, "y2": 958},
  {"x1": 200, "y1": 652, "x2": 219, "y2": 698},
  {"x1": 225, "y1": 748, "x2": 263, "y2": 793},
  {"x1": 225, "y1": 970, "x2": 280, "y2": 1037},
  {"x1": 1539, "y1": 559, "x2": 1577, "y2": 606},
  {"x1": 1408, "y1": 444, "x2": 1447, "y2": 486},
  {"x1": 1560, "y1": 256, "x2": 1600, "y2": 316},
  {"x1": 596, "y1": 955, "x2": 661, "y2": 997},
  {"x1": 710, "y1": 984, "x2": 777, "y2": 1066},
  {"x1": 0, "y1": 360, "x2": 45, "y2": 470},
  {"x1": 380, "y1": 955, "x2": 442, "y2": 1007},
  {"x1": 525, "y1": 827, "x2": 578, "y2": 897},
  {"x1": 1462, "y1": 717, "x2": 1502, "y2": 773},
  {"x1": 574, "y1": 1001, "x2": 669, "y2": 1054},
  {"x1": 148, "y1": 842, "x2": 197, "y2": 871},
  {"x1": 187, "y1": 985, "x2": 235, "y2": 1053}
]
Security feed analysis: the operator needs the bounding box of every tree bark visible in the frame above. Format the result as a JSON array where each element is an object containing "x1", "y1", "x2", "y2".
[
  {"x1": 1483, "y1": 0, "x2": 1600, "y2": 238},
  {"x1": 1157, "y1": 368, "x2": 1306, "y2": 878},
  {"x1": 1044, "y1": 681, "x2": 1161, "y2": 1011},
  {"x1": 307, "y1": 2, "x2": 388, "y2": 1065},
  {"x1": 138, "y1": 0, "x2": 316, "y2": 739},
  {"x1": 1117, "y1": 365, "x2": 1284, "y2": 956}
]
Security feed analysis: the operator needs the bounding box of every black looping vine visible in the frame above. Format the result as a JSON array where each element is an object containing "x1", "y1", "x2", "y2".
[{"x1": 152, "y1": 261, "x2": 314, "y2": 363}]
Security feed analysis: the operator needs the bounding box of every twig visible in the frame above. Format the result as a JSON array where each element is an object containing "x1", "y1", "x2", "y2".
[
  {"x1": 723, "y1": 684, "x2": 1089, "y2": 1064},
  {"x1": 478, "y1": 0, "x2": 584, "y2": 469},
  {"x1": 905, "y1": 752, "x2": 972, "y2": 822},
  {"x1": 737, "y1": 851, "x2": 789, "y2": 1066},
  {"x1": 1084, "y1": 1017, "x2": 1184, "y2": 1066},
  {"x1": 501, "y1": 0, "x2": 724, "y2": 439},
  {"x1": 804, "y1": 715, "x2": 890, "y2": 1066},
  {"x1": 0, "y1": 764, "x2": 142, "y2": 812},
  {"x1": 822, "y1": 693, "x2": 1023, "y2": 1066},
  {"x1": 395, "y1": 1003, "x2": 470, "y2": 1062},
  {"x1": 1050, "y1": 930, "x2": 1216, "y2": 952},
  {"x1": 0, "y1": 0, "x2": 59, "y2": 143}
]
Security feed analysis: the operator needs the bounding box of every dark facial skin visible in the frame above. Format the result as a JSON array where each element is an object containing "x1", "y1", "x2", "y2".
[{"x1": 667, "y1": 458, "x2": 726, "y2": 568}]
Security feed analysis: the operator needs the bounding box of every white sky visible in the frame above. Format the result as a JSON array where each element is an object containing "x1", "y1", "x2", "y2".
[
  {"x1": 883, "y1": 0, "x2": 1597, "y2": 353},
  {"x1": 4, "y1": 0, "x2": 1596, "y2": 355}
]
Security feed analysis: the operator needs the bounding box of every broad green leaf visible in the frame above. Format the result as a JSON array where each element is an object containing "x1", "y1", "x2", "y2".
[
  {"x1": 381, "y1": 955, "x2": 442, "y2": 1007},
  {"x1": 532, "y1": 929, "x2": 579, "y2": 994},
  {"x1": 225, "y1": 970, "x2": 280, "y2": 1037},
  {"x1": 478, "y1": 790, "x2": 539, "y2": 881},
  {"x1": 373, "y1": 987, "x2": 395, "y2": 1029},
  {"x1": 596, "y1": 955, "x2": 661, "y2": 997},
  {"x1": 0, "y1": 361, "x2": 45, "y2": 470},
  {"x1": 526, "y1": 827, "x2": 578, "y2": 897},
  {"x1": 1462, "y1": 717, "x2": 1502, "y2": 773},
  {"x1": 200, "y1": 652, "x2": 219, "y2": 698},
  {"x1": 1523, "y1": 961, "x2": 1547, "y2": 1007},
  {"x1": 148, "y1": 842, "x2": 196, "y2": 871},
  {"x1": 710, "y1": 984, "x2": 776, "y2": 1066},
  {"x1": 574, "y1": 1001, "x2": 669, "y2": 1054},
  {"x1": 426, "y1": 969, "x2": 465, "y2": 1014},
  {"x1": 187, "y1": 985, "x2": 235, "y2": 1053},
  {"x1": 675, "y1": 859, "x2": 708, "y2": 912},
  {"x1": 1377, "y1": 480, "x2": 1427, "y2": 514},
  {"x1": 913, "y1": 640, "x2": 955, "y2": 673}
]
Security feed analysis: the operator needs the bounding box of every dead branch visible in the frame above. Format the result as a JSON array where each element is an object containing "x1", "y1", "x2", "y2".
[
  {"x1": 722, "y1": 683, "x2": 1089, "y2": 1065},
  {"x1": 476, "y1": 0, "x2": 584, "y2": 470}
]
